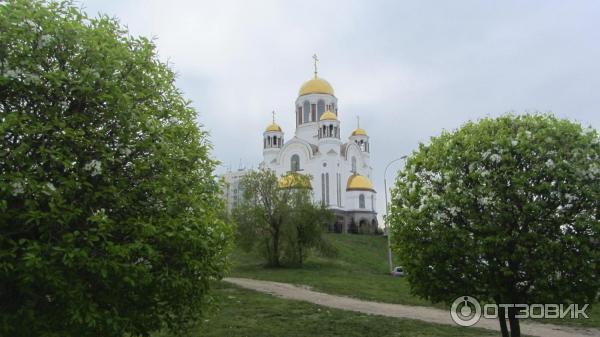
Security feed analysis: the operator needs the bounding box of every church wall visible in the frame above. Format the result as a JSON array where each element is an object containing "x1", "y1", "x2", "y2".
[{"x1": 257, "y1": 71, "x2": 378, "y2": 234}]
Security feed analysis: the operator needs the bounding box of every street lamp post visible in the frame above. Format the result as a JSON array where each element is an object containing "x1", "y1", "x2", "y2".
[{"x1": 384, "y1": 155, "x2": 407, "y2": 275}]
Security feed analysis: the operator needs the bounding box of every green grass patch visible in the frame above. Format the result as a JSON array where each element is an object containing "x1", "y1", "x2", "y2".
[
  {"x1": 189, "y1": 282, "x2": 496, "y2": 337},
  {"x1": 231, "y1": 233, "x2": 600, "y2": 328}
]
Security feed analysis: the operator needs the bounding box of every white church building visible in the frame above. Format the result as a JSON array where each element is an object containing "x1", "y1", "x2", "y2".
[{"x1": 260, "y1": 60, "x2": 378, "y2": 233}]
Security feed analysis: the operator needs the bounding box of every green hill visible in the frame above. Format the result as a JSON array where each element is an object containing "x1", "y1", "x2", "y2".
[
  {"x1": 231, "y1": 233, "x2": 435, "y2": 307},
  {"x1": 231, "y1": 233, "x2": 600, "y2": 328}
]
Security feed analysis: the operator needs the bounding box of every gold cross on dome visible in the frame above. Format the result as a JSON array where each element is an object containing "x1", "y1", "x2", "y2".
[
  {"x1": 356, "y1": 115, "x2": 360, "y2": 128},
  {"x1": 272, "y1": 110, "x2": 275, "y2": 123},
  {"x1": 312, "y1": 54, "x2": 319, "y2": 78}
]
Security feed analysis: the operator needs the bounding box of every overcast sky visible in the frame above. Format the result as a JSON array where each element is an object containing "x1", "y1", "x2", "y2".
[{"x1": 80, "y1": 0, "x2": 600, "y2": 221}]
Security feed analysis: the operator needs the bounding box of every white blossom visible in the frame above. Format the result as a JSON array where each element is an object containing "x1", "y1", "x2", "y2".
[
  {"x1": 84, "y1": 160, "x2": 102, "y2": 176},
  {"x1": 3, "y1": 68, "x2": 21, "y2": 78},
  {"x1": 11, "y1": 181, "x2": 24, "y2": 196},
  {"x1": 489, "y1": 154, "x2": 502, "y2": 163},
  {"x1": 478, "y1": 196, "x2": 491, "y2": 206},
  {"x1": 511, "y1": 140, "x2": 518, "y2": 146},
  {"x1": 38, "y1": 34, "x2": 52, "y2": 47},
  {"x1": 545, "y1": 159, "x2": 555, "y2": 169},
  {"x1": 588, "y1": 164, "x2": 600, "y2": 178},
  {"x1": 565, "y1": 193, "x2": 577, "y2": 203},
  {"x1": 448, "y1": 206, "x2": 460, "y2": 216}
]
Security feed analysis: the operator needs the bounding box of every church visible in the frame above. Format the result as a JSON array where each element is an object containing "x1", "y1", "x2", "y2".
[{"x1": 260, "y1": 57, "x2": 378, "y2": 234}]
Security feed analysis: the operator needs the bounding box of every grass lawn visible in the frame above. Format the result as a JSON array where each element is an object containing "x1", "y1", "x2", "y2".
[
  {"x1": 185, "y1": 282, "x2": 497, "y2": 337},
  {"x1": 231, "y1": 233, "x2": 600, "y2": 328}
]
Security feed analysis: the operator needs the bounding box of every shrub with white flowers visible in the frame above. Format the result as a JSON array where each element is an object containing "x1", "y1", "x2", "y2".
[
  {"x1": 0, "y1": 1, "x2": 232, "y2": 336},
  {"x1": 390, "y1": 114, "x2": 600, "y2": 337}
]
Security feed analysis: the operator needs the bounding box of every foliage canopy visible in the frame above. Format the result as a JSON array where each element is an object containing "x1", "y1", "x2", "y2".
[
  {"x1": 390, "y1": 114, "x2": 600, "y2": 336},
  {"x1": 0, "y1": 1, "x2": 232, "y2": 336},
  {"x1": 233, "y1": 169, "x2": 333, "y2": 267}
]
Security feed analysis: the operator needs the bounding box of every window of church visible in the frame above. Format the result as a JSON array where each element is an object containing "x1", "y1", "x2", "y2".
[
  {"x1": 321, "y1": 173, "x2": 325, "y2": 204},
  {"x1": 311, "y1": 104, "x2": 316, "y2": 122},
  {"x1": 337, "y1": 173, "x2": 341, "y2": 207},
  {"x1": 317, "y1": 100, "x2": 325, "y2": 119},
  {"x1": 359, "y1": 194, "x2": 365, "y2": 209},
  {"x1": 303, "y1": 101, "x2": 310, "y2": 123},
  {"x1": 326, "y1": 173, "x2": 330, "y2": 204},
  {"x1": 291, "y1": 154, "x2": 300, "y2": 171}
]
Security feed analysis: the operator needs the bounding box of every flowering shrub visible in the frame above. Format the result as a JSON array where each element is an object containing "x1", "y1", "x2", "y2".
[{"x1": 0, "y1": 1, "x2": 232, "y2": 336}]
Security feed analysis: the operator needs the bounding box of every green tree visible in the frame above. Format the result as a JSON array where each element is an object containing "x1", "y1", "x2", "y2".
[
  {"x1": 284, "y1": 192, "x2": 334, "y2": 266},
  {"x1": 234, "y1": 169, "x2": 332, "y2": 267},
  {"x1": 389, "y1": 114, "x2": 600, "y2": 337},
  {"x1": 0, "y1": 1, "x2": 232, "y2": 336}
]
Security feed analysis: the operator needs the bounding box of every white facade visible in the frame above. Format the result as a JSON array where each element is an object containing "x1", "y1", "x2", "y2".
[
  {"x1": 261, "y1": 72, "x2": 378, "y2": 233},
  {"x1": 221, "y1": 169, "x2": 250, "y2": 215}
]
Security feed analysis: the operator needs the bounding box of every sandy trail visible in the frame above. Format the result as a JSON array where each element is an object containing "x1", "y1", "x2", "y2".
[{"x1": 224, "y1": 277, "x2": 599, "y2": 337}]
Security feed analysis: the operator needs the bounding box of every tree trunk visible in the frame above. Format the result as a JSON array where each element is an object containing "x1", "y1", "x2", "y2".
[
  {"x1": 497, "y1": 302, "x2": 509, "y2": 337},
  {"x1": 271, "y1": 226, "x2": 280, "y2": 267},
  {"x1": 508, "y1": 307, "x2": 521, "y2": 337}
]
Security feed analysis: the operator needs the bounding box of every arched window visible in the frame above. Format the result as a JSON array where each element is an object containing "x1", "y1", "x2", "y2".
[
  {"x1": 317, "y1": 100, "x2": 325, "y2": 120},
  {"x1": 303, "y1": 101, "x2": 310, "y2": 124},
  {"x1": 351, "y1": 157, "x2": 357, "y2": 173},
  {"x1": 291, "y1": 154, "x2": 300, "y2": 172},
  {"x1": 359, "y1": 194, "x2": 365, "y2": 209},
  {"x1": 297, "y1": 106, "x2": 302, "y2": 126}
]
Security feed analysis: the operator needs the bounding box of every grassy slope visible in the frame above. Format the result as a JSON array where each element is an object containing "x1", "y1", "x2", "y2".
[
  {"x1": 233, "y1": 234, "x2": 437, "y2": 308},
  {"x1": 190, "y1": 282, "x2": 496, "y2": 337},
  {"x1": 231, "y1": 233, "x2": 599, "y2": 328}
]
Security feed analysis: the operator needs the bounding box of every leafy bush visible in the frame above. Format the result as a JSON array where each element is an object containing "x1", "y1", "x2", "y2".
[
  {"x1": 233, "y1": 169, "x2": 333, "y2": 267},
  {"x1": 0, "y1": 1, "x2": 232, "y2": 336},
  {"x1": 390, "y1": 114, "x2": 600, "y2": 337}
]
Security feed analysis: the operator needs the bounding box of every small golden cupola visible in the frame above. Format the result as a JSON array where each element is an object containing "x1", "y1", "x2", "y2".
[
  {"x1": 350, "y1": 116, "x2": 370, "y2": 152},
  {"x1": 278, "y1": 172, "x2": 312, "y2": 190},
  {"x1": 351, "y1": 116, "x2": 367, "y2": 136},
  {"x1": 263, "y1": 111, "x2": 283, "y2": 150},
  {"x1": 346, "y1": 174, "x2": 375, "y2": 192},
  {"x1": 351, "y1": 127, "x2": 367, "y2": 136},
  {"x1": 318, "y1": 110, "x2": 340, "y2": 140},
  {"x1": 319, "y1": 110, "x2": 337, "y2": 121},
  {"x1": 265, "y1": 122, "x2": 282, "y2": 132}
]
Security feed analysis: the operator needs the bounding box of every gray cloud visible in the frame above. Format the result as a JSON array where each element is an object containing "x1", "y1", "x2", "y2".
[{"x1": 80, "y1": 0, "x2": 600, "y2": 222}]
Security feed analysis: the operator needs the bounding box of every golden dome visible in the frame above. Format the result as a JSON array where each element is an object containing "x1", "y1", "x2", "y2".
[
  {"x1": 346, "y1": 174, "x2": 374, "y2": 191},
  {"x1": 299, "y1": 77, "x2": 334, "y2": 96},
  {"x1": 351, "y1": 127, "x2": 367, "y2": 136},
  {"x1": 278, "y1": 172, "x2": 312, "y2": 190},
  {"x1": 319, "y1": 110, "x2": 337, "y2": 121},
  {"x1": 265, "y1": 122, "x2": 282, "y2": 132}
]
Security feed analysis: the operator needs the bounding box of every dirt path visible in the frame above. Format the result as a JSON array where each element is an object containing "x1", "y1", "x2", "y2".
[{"x1": 224, "y1": 277, "x2": 599, "y2": 337}]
